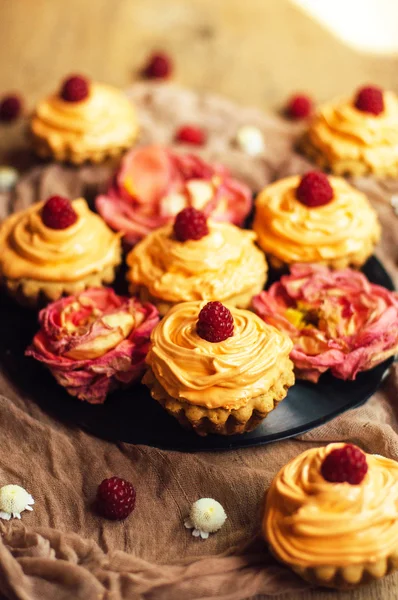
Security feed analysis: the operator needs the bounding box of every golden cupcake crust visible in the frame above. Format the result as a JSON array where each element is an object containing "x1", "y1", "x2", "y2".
[
  {"x1": 144, "y1": 300, "x2": 293, "y2": 410},
  {"x1": 301, "y1": 91, "x2": 398, "y2": 177},
  {"x1": 253, "y1": 175, "x2": 380, "y2": 266},
  {"x1": 0, "y1": 198, "x2": 121, "y2": 306},
  {"x1": 127, "y1": 221, "x2": 267, "y2": 308},
  {"x1": 30, "y1": 83, "x2": 139, "y2": 164},
  {"x1": 263, "y1": 444, "x2": 398, "y2": 587}
]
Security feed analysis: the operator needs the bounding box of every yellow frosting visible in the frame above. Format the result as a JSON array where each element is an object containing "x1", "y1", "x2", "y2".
[
  {"x1": 145, "y1": 301, "x2": 293, "y2": 410},
  {"x1": 253, "y1": 175, "x2": 380, "y2": 263},
  {"x1": 0, "y1": 198, "x2": 121, "y2": 282},
  {"x1": 307, "y1": 92, "x2": 398, "y2": 171},
  {"x1": 30, "y1": 83, "x2": 138, "y2": 154},
  {"x1": 127, "y1": 221, "x2": 267, "y2": 303},
  {"x1": 263, "y1": 444, "x2": 398, "y2": 568}
]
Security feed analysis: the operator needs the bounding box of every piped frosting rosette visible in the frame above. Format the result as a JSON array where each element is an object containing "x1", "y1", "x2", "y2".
[
  {"x1": 253, "y1": 263, "x2": 398, "y2": 382},
  {"x1": 96, "y1": 145, "x2": 252, "y2": 246},
  {"x1": 263, "y1": 444, "x2": 398, "y2": 587},
  {"x1": 253, "y1": 175, "x2": 380, "y2": 268},
  {"x1": 26, "y1": 288, "x2": 159, "y2": 403}
]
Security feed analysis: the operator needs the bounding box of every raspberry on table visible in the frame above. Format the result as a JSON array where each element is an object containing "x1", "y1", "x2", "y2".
[
  {"x1": 96, "y1": 476, "x2": 136, "y2": 520},
  {"x1": 354, "y1": 85, "x2": 384, "y2": 116},
  {"x1": 41, "y1": 196, "x2": 78, "y2": 230},
  {"x1": 142, "y1": 52, "x2": 173, "y2": 79},
  {"x1": 321, "y1": 444, "x2": 368, "y2": 485},
  {"x1": 175, "y1": 125, "x2": 206, "y2": 146},
  {"x1": 197, "y1": 301, "x2": 234, "y2": 343},
  {"x1": 173, "y1": 207, "x2": 209, "y2": 242},
  {"x1": 296, "y1": 171, "x2": 334, "y2": 208},
  {"x1": 60, "y1": 75, "x2": 90, "y2": 103},
  {"x1": 0, "y1": 94, "x2": 23, "y2": 122},
  {"x1": 285, "y1": 94, "x2": 313, "y2": 119}
]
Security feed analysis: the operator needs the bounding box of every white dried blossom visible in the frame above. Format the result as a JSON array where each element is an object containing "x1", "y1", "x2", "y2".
[
  {"x1": 184, "y1": 498, "x2": 227, "y2": 539},
  {"x1": 0, "y1": 166, "x2": 18, "y2": 193},
  {"x1": 0, "y1": 484, "x2": 34, "y2": 520},
  {"x1": 236, "y1": 126, "x2": 265, "y2": 156}
]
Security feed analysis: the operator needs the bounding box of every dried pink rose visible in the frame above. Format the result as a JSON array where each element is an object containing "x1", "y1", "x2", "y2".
[
  {"x1": 26, "y1": 288, "x2": 159, "y2": 403},
  {"x1": 252, "y1": 264, "x2": 398, "y2": 383},
  {"x1": 95, "y1": 145, "x2": 252, "y2": 247}
]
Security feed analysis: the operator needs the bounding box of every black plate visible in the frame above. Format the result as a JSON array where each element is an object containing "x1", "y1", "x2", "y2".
[{"x1": 0, "y1": 256, "x2": 394, "y2": 451}]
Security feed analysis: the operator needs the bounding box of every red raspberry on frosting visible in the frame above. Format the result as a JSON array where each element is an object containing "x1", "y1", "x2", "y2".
[
  {"x1": 173, "y1": 207, "x2": 209, "y2": 242},
  {"x1": 197, "y1": 301, "x2": 234, "y2": 343},
  {"x1": 96, "y1": 476, "x2": 136, "y2": 520},
  {"x1": 321, "y1": 444, "x2": 368, "y2": 485},
  {"x1": 41, "y1": 196, "x2": 78, "y2": 230},
  {"x1": 142, "y1": 52, "x2": 173, "y2": 79},
  {"x1": 0, "y1": 94, "x2": 23, "y2": 122},
  {"x1": 175, "y1": 125, "x2": 206, "y2": 146},
  {"x1": 296, "y1": 171, "x2": 334, "y2": 208},
  {"x1": 60, "y1": 75, "x2": 90, "y2": 102},
  {"x1": 285, "y1": 94, "x2": 313, "y2": 119},
  {"x1": 354, "y1": 85, "x2": 384, "y2": 116}
]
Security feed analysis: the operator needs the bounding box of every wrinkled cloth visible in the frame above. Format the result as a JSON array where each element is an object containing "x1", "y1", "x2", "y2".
[{"x1": 0, "y1": 84, "x2": 397, "y2": 600}]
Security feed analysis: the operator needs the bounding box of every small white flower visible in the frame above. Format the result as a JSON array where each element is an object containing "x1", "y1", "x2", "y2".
[
  {"x1": 391, "y1": 194, "x2": 398, "y2": 216},
  {"x1": 235, "y1": 126, "x2": 265, "y2": 156},
  {"x1": 0, "y1": 485, "x2": 34, "y2": 520},
  {"x1": 0, "y1": 166, "x2": 18, "y2": 193},
  {"x1": 184, "y1": 498, "x2": 227, "y2": 539}
]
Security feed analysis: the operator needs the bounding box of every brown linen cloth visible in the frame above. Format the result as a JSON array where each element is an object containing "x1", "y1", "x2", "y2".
[{"x1": 0, "y1": 95, "x2": 398, "y2": 600}]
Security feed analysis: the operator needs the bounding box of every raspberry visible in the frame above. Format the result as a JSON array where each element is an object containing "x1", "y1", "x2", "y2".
[
  {"x1": 0, "y1": 94, "x2": 22, "y2": 122},
  {"x1": 41, "y1": 196, "x2": 78, "y2": 230},
  {"x1": 173, "y1": 207, "x2": 209, "y2": 242},
  {"x1": 175, "y1": 125, "x2": 206, "y2": 146},
  {"x1": 60, "y1": 75, "x2": 90, "y2": 102},
  {"x1": 321, "y1": 444, "x2": 368, "y2": 485},
  {"x1": 296, "y1": 171, "x2": 334, "y2": 208},
  {"x1": 354, "y1": 85, "x2": 384, "y2": 116},
  {"x1": 197, "y1": 301, "x2": 234, "y2": 343},
  {"x1": 286, "y1": 94, "x2": 313, "y2": 119},
  {"x1": 142, "y1": 52, "x2": 173, "y2": 79},
  {"x1": 96, "y1": 476, "x2": 136, "y2": 520}
]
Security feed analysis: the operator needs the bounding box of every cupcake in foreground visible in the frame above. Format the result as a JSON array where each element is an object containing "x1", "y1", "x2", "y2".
[
  {"x1": 26, "y1": 288, "x2": 159, "y2": 403},
  {"x1": 0, "y1": 195, "x2": 122, "y2": 307},
  {"x1": 253, "y1": 171, "x2": 380, "y2": 270},
  {"x1": 253, "y1": 263, "x2": 398, "y2": 382},
  {"x1": 300, "y1": 85, "x2": 398, "y2": 176},
  {"x1": 127, "y1": 207, "x2": 267, "y2": 315},
  {"x1": 30, "y1": 74, "x2": 139, "y2": 164},
  {"x1": 143, "y1": 300, "x2": 294, "y2": 436},
  {"x1": 95, "y1": 145, "x2": 252, "y2": 247},
  {"x1": 263, "y1": 443, "x2": 398, "y2": 589}
]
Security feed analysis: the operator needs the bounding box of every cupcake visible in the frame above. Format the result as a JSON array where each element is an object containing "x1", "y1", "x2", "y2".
[
  {"x1": 95, "y1": 145, "x2": 252, "y2": 247},
  {"x1": 253, "y1": 171, "x2": 381, "y2": 270},
  {"x1": 26, "y1": 288, "x2": 159, "y2": 403},
  {"x1": 126, "y1": 207, "x2": 267, "y2": 316},
  {"x1": 253, "y1": 264, "x2": 398, "y2": 382},
  {"x1": 263, "y1": 443, "x2": 398, "y2": 589},
  {"x1": 143, "y1": 300, "x2": 294, "y2": 436},
  {"x1": 0, "y1": 195, "x2": 122, "y2": 307},
  {"x1": 30, "y1": 74, "x2": 139, "y2": 164},
  {"x1": 299, "y1": 85, "x2": 398, "y2": 177}
]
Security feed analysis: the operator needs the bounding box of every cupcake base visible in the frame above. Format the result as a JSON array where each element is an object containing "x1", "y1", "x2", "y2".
[
  {"x1": 130, "y1": 282, "x2": 266, "y2": 317},
  {"x1": 1, "y1": 263, "x2": 119, "y2": 309},
  {"x1": 142, "y1": 362, "x2": 294, "y2": 436},
  {"x1": 298, "y1": 132, "x2": 398, "y2": 178}
]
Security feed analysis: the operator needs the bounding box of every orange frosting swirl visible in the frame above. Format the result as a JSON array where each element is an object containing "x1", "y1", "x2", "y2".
[
  {"x1": 0, "y1": 198, "x2": 121, "y2": 282},
  {"x1": 307, "y1": 91, "x2": 398, "y2": 170},
  {"x1": 127, "y1": 221, "x2": 267, "y2": 303},
  {"x1": 253, "y1": 176, "x2": 380, "y2": 263},
  {"x1": 31, "y1": 83, "x2": 138, "y2": 155},
  {"x1": 146, "y1": 301, "x2": 293, "y2": 409},
  {"x1": 263, "y1": 444, "x2": 398, "y2": 567}
]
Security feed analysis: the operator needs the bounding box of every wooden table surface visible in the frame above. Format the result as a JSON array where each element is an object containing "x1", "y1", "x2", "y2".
[{"x1": 1, "y1": 1, "x2": 397, "y2": 598}]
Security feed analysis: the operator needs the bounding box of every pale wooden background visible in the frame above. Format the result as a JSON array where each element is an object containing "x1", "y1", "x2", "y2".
[{"x1": 1, "y1": 1, "x2": 398, "y2": 598}]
